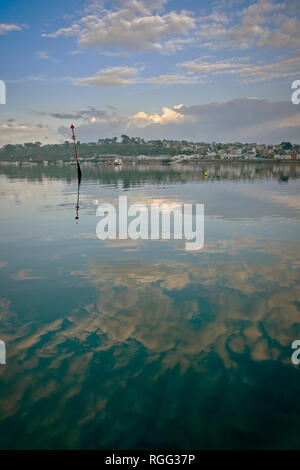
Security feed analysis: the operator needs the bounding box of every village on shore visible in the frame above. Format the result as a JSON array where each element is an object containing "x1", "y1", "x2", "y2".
[{"x1": 1, "y1": 136, "x2": 299, "y2": 165}]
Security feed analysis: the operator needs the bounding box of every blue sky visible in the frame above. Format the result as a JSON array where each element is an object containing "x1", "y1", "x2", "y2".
[{"x1": 0, "y1": 0, "x2": 299, "y2": 144}]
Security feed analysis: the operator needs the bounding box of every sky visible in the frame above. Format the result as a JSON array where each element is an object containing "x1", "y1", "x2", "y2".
[{"x1": 0, "y1": 0, "x2": 299, "y2": 145}]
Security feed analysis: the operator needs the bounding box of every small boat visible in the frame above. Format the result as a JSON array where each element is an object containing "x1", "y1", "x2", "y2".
[{"x1": 114, "y1": 158, "x2": 123, "y2": 166}]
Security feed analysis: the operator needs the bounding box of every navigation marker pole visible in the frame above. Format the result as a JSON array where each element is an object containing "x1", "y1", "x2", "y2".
[
  {"x1": 70, "y1": 124, "x2": 82, "y2": 182},
  {"x1": 70, "y1": 124, "x2": 82, "y2": 221}
]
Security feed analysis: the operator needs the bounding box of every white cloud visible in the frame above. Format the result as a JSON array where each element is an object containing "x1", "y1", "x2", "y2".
[
  {"x1": 237, "y1": 52, "x2": 300, "y2": 81},
  {"x1": 222, "y1": 0, "x2": 300, "y2": 50},
  {"x1": 224, "y1": 0, "x2": 282, "y2": 46},
  {"x1": 0, "y1": 23, "x2": 24, "y2": 35},
  {"x1": 79, "y1": 11, "x2": 195, "y2": 53},
  {"x1": 180, "y1": 58, "x2": 242, "y2": 74},
  {"x1": 0, "y1": 123, "x2": 50, "y2": 146},
  {"x1": 35, "y1": 51, "x2": 51, "y2": 60},
  {"x1": 76, "y1": 66, "x2": 203, "y2": 87},
  {"x1": 148, "y1": 74, "x2": 200, "y2": 85},
  {"x1": 195, "y1": 8, "x2": 229, "y2": 42},
  {"x1": 41, "y1": 0, "x2": 300, "y2": 56},
  {"x1": 155, "y1": 36, "x2": 195, "y2": 55},
  {"x1": 43, "y1": 0, "x2": 195, "y2": 54},
  {"x1": 77, "y1": 66, "x2": 140, "y2": 86},
  {"x1": 258, "y1": 17, "x2": 300, "y2": 48},
  {"x1": 42, "y1": 24, "x2": 81, "y2": 38},
  {"x1": 180, "y1": 51, "x2": 300, "y2": 82},
  {"x1": 128, "y1": 107, "x2": 185, "y2": 127}
]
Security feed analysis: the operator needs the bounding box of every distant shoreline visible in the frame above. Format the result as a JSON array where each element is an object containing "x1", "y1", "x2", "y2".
[{"x1": 1, "y1": 158, "x2": 300, "y2": 165}]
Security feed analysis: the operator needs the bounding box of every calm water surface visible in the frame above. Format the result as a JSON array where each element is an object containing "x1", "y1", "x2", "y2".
[{"x1": 0, "y1": 162, "x2": 300, "y2": 449}]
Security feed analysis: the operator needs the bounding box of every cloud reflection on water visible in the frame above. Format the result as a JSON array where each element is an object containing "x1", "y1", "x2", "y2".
[{"x1": 0, "y1": 236, "x2": 300, "y2": 448}]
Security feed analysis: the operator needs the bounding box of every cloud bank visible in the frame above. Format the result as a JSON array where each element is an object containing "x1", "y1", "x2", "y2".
[{"x1": 57, "y1": 98, "x2": 300, "y2": 144}]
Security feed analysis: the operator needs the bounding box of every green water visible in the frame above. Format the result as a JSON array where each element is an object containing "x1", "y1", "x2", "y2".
[{"x1": 0, "y1": 162, "x2": 300, "y2": 449}]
